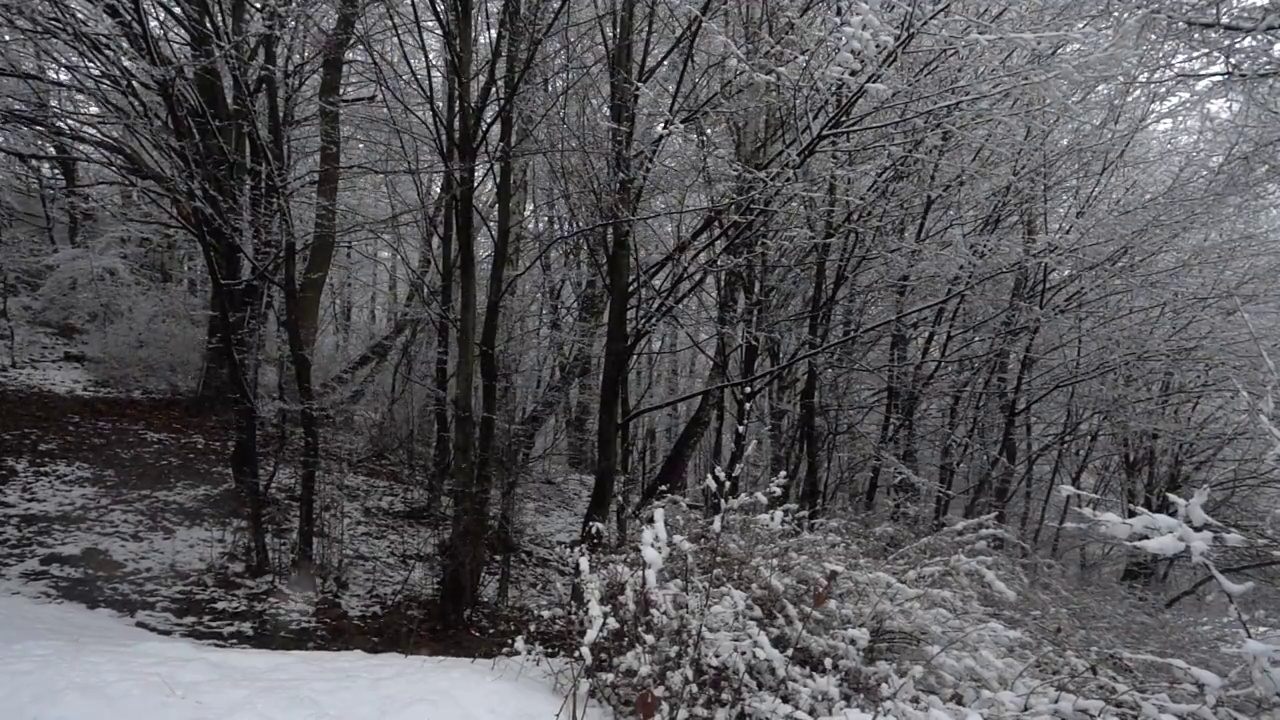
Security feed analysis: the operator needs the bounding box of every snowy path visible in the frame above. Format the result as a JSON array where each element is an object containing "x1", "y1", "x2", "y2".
[{"x1": 0, "y1": 594, "x2": 598, "y2": 719}]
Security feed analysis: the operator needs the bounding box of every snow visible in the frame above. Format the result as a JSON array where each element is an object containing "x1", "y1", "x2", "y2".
[
  {"x1": 1208, "y1": 565, "x2": 1255, "y2": 597},
  {"x1": 0, "y1": 294, "x2": 90, "y2": 389},
  {"x1": 0, "y1": 593, "x2": 601, "y2": 720},
  {"x1": 1184, "y1": 486, "x2": 1213, "y2": 529},
  {"x1": 1130, "y1": 533, "x2": 1187, "y2": 557},
  {"x1": 0, "y1": 362, "x2": 98, "y2": 395},
  {"x1": 0, "y1": 455, "x2": 253, "y2": 637},
  {"x1": 0, "y1": 319, "x2": 101, "y2": 396}
]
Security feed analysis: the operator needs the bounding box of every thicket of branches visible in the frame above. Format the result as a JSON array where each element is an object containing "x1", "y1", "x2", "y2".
[{"x1": 2, "y1": 0, "x2": 1280, "y2": 635}]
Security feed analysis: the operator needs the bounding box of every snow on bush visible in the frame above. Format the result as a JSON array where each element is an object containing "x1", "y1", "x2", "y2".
[
  {"x1": 87, "y1": 294, "x2": 203, "y2": 393},
  {"x1": 515, "y1": 473, "x2": 1280, "y2": 719},
  {"x1": 521, "y1": 488, "x2": 1139, "y2": 719},
  {"x1": 32, "y1": 248, "x2": 202, "y2": 392},
  {"x1": 1066, "y1": 483, "x2": 1280, "y2": 713},
  {"x1": 510, "y1": 313, "x2": 1280, "y2": 720},
  {"x1": 33, "y1": 248, "x2": 144, "y2": 333}
]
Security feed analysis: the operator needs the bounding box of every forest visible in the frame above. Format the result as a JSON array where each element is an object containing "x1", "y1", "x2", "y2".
[{"x1": 2, "y1": 0, "x2": 1280, "y2": 717}]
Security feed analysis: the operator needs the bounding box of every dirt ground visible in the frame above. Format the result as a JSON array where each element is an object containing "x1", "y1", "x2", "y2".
[{"x1": 0, "y1": 378, "x2": 527, "y2": 656}]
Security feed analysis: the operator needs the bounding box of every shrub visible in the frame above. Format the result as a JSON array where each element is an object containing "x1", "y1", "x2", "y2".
[
  {"x1": 33, "y1": 248, "x2": 203, "y2": 393},
  {"x1": 33, "y1": 248, "x2": 144, "y2": 335},
  {"x1": 516, "y1": 471, "x2": 1280, "y2": 720},
  {"x1": 522, "y1": 484, "x2": 1104, "y2": 720},
  {"x1": 86, "y1": 295, "x2": 204, "y2": 394},
  {"x1": 1067, "y1": 484, "x2": 1280, "y2": 715}
]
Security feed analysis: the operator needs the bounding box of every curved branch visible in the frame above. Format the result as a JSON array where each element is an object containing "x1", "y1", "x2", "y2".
[{"x1": 1164, "y1": 559, "x2": 1280, "y2": 609}]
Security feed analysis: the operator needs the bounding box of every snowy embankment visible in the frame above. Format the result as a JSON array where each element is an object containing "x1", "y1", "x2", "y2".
[
  {"x1": 0, "y1": 320, "x2": 101, "y2": 395},
  {"x1": 0, "y1": 594, "x2": 601, "y2": 719}
]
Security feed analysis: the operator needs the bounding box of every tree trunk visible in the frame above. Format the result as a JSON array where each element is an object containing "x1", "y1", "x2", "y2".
[
  {"x1": 19, "y1": 159, "x2": 58, "y2": 249},
  {"x1": 885, "y1": 305, "x2": 915, "y2": 519},
  {"x1": 565, "y1": 266, "x2": 604, "y2": 472},
  {"x1": 636, "y1": 356, "x2": 723, "y2": 513},
  {"x1": 283, "y1": 234, "x2": 321, "y2": 578},
  {"x1": 799, "y1": 232, "x2": 829, "y2": 515},
  {"x1": 582, "y1": 0, "x2": 638, "y2": 543},
  {"x1": 797, "y1": 361, "x2": 822, "y2": 514},
  {"x1": 932, "y1": 383, "x2": 967, "y2": 529},
  {"x1": 295, "y1": 0, "x2": 362, "y2": 351},
  {"x1": 196, "y1": 295, "x2": 237, "y2": 412},
  {"x1": 723, "y1": 283, "x2": 761, "y2": 499},
  {"x1": 263, "y1": 24, "x2": 321, "y2": 582},
  {"x1": 442, "y1": 0, "x2": 525, "y2": 620},
  {"x1": 50, "y1": 144, "x2": 80, "y2": 247},
  {"x1": 439, "y1": 0, "x2": 481, "y2": 623},
  {"x1": 203, "y1": 232, "x2": 270, "y2": 575},
  {"x1": 432, "y1": 169, "x2": 456, "y2": 515},
  {"x1": 766, "y1": 339, "x2": 790, "y2": 481}
]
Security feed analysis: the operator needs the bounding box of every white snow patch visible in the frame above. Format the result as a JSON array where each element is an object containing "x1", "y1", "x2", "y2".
[
  {"x1": 0, "y1": 361, "x2": 99, "y2": 395},
  {"x1": 0, "y1": 593, "x2": 604, "y2": 719},
  {"x1": 0, "y1": 319, "x2": 109, "y2": 395}
]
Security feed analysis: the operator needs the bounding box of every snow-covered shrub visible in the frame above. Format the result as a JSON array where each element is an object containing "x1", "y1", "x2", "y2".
[
  {"x1": 33, "y1": 247, "x2": 203, "y2": 392},
  {"x1": 86, "y1": 295, "x2": 204, "y2": 393},
  {"x1": 515, "y1": 475, "x2": 1280, "y2": 720},
  {"x1": 0, "y1": 250, "x2": 48, "y2": 299},
  {"x1": 522, "y1": 486, "x2": 1154, "y2": 720},
  {"x1": 1035, "y1": 317, "x2": 1280, "y2": 718},
  {"x1": 1067, "y1": 484, "x2": 1280, "y2": 714},
  {"x1": 33, "y1": 248, "x2": 144, "y2": 335}
]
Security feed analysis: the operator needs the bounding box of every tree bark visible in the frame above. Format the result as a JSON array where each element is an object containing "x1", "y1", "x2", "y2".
[
  {"x1": 565, "y1": 258, "x2": 604, "y2": 472},
  {"x1": 635, "y1": 354, "x2": 723, "y2": 514},
  {"x1": 439, "y1": 0, "x2": 481, "y2": 623},
  {"x1": 799, "y1": 232, "x2": 829, "y2": 515},
  {"x1": 295, "y1": 0, "x2": 362, "y2": 351},
  {"x1": 430, "y1": 87, "x2": 458, "y2": 523},
  {"x1": 582, "y1": 0, "x2": 638, "y2": 543},
  {"x1": 442, "y1": 0, "x2": 525, "y2": 620}
]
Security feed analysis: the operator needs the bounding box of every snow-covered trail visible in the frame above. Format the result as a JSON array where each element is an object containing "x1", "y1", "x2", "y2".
[{"x1": 0, "y1": 594, "x2": 598, "y2": 719}]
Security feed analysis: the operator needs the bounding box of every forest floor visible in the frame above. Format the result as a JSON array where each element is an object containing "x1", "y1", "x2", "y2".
[{"x1": 0, "y1": 326, "x2": 579, "y2": 657}]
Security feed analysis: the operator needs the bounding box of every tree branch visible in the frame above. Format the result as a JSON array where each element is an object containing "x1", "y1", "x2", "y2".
[
  {"x1": 1182, "y1": 14, "x2": 1280, "y2": 33},
  {"x1": 1164, "y1": 559, "x2": 1280, "y2": 609}
]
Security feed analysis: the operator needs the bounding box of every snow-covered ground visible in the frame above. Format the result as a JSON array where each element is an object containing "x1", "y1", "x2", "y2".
[
  {"x1": 0, "y1": 320, "x2": 101, "y2": 395},
  {"x1": 0, "y1": 593, "x2": 601, "y2": 719}
]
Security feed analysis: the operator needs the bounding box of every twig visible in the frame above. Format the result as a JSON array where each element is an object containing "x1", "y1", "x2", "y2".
[
  {"x1": 1164, "y1": 559, "x2": 1280, "y2": 609},
  {"x1": 0, "y1": 279, "x2": 15, "y2": 368}
]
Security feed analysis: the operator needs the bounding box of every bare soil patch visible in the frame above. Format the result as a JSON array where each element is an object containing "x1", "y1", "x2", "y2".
[{"x1": 0, "y1": 380, "x2": 544, "y2": 656}]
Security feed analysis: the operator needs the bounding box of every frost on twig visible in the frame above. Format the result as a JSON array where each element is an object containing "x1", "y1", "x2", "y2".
[{"x1": 1068, "y1": 483, "x2": 1280, "y2": 705}]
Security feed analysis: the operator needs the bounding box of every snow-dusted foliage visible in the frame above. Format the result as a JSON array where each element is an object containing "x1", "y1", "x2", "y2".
[
  {"x1": 521, "y1": 488, "x2": 1172, "y2": 719},
  {"x1": 32, "y1": 248, "x2": 143, "y2": 333},
  {"x1": 514, "y1": 468, "x2": 1280, "y2": 719},
  {"x1": 1052, "y1": 332, "x2": 1280, "y2": 717},
  {"x1": 86, "y1": 293, "x2": 203, "y2": 393},
  {"x1": 30, "y1": 248, "x2": 202, "y2": 392},
  {"x1": 1067, "y1": 483, "x2": 1280, "y2": 714}
]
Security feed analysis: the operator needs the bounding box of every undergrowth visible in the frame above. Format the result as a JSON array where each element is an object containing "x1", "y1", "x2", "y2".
[{"x1": 515, "y1": 481, "x2": 1279, "y2": 720}]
